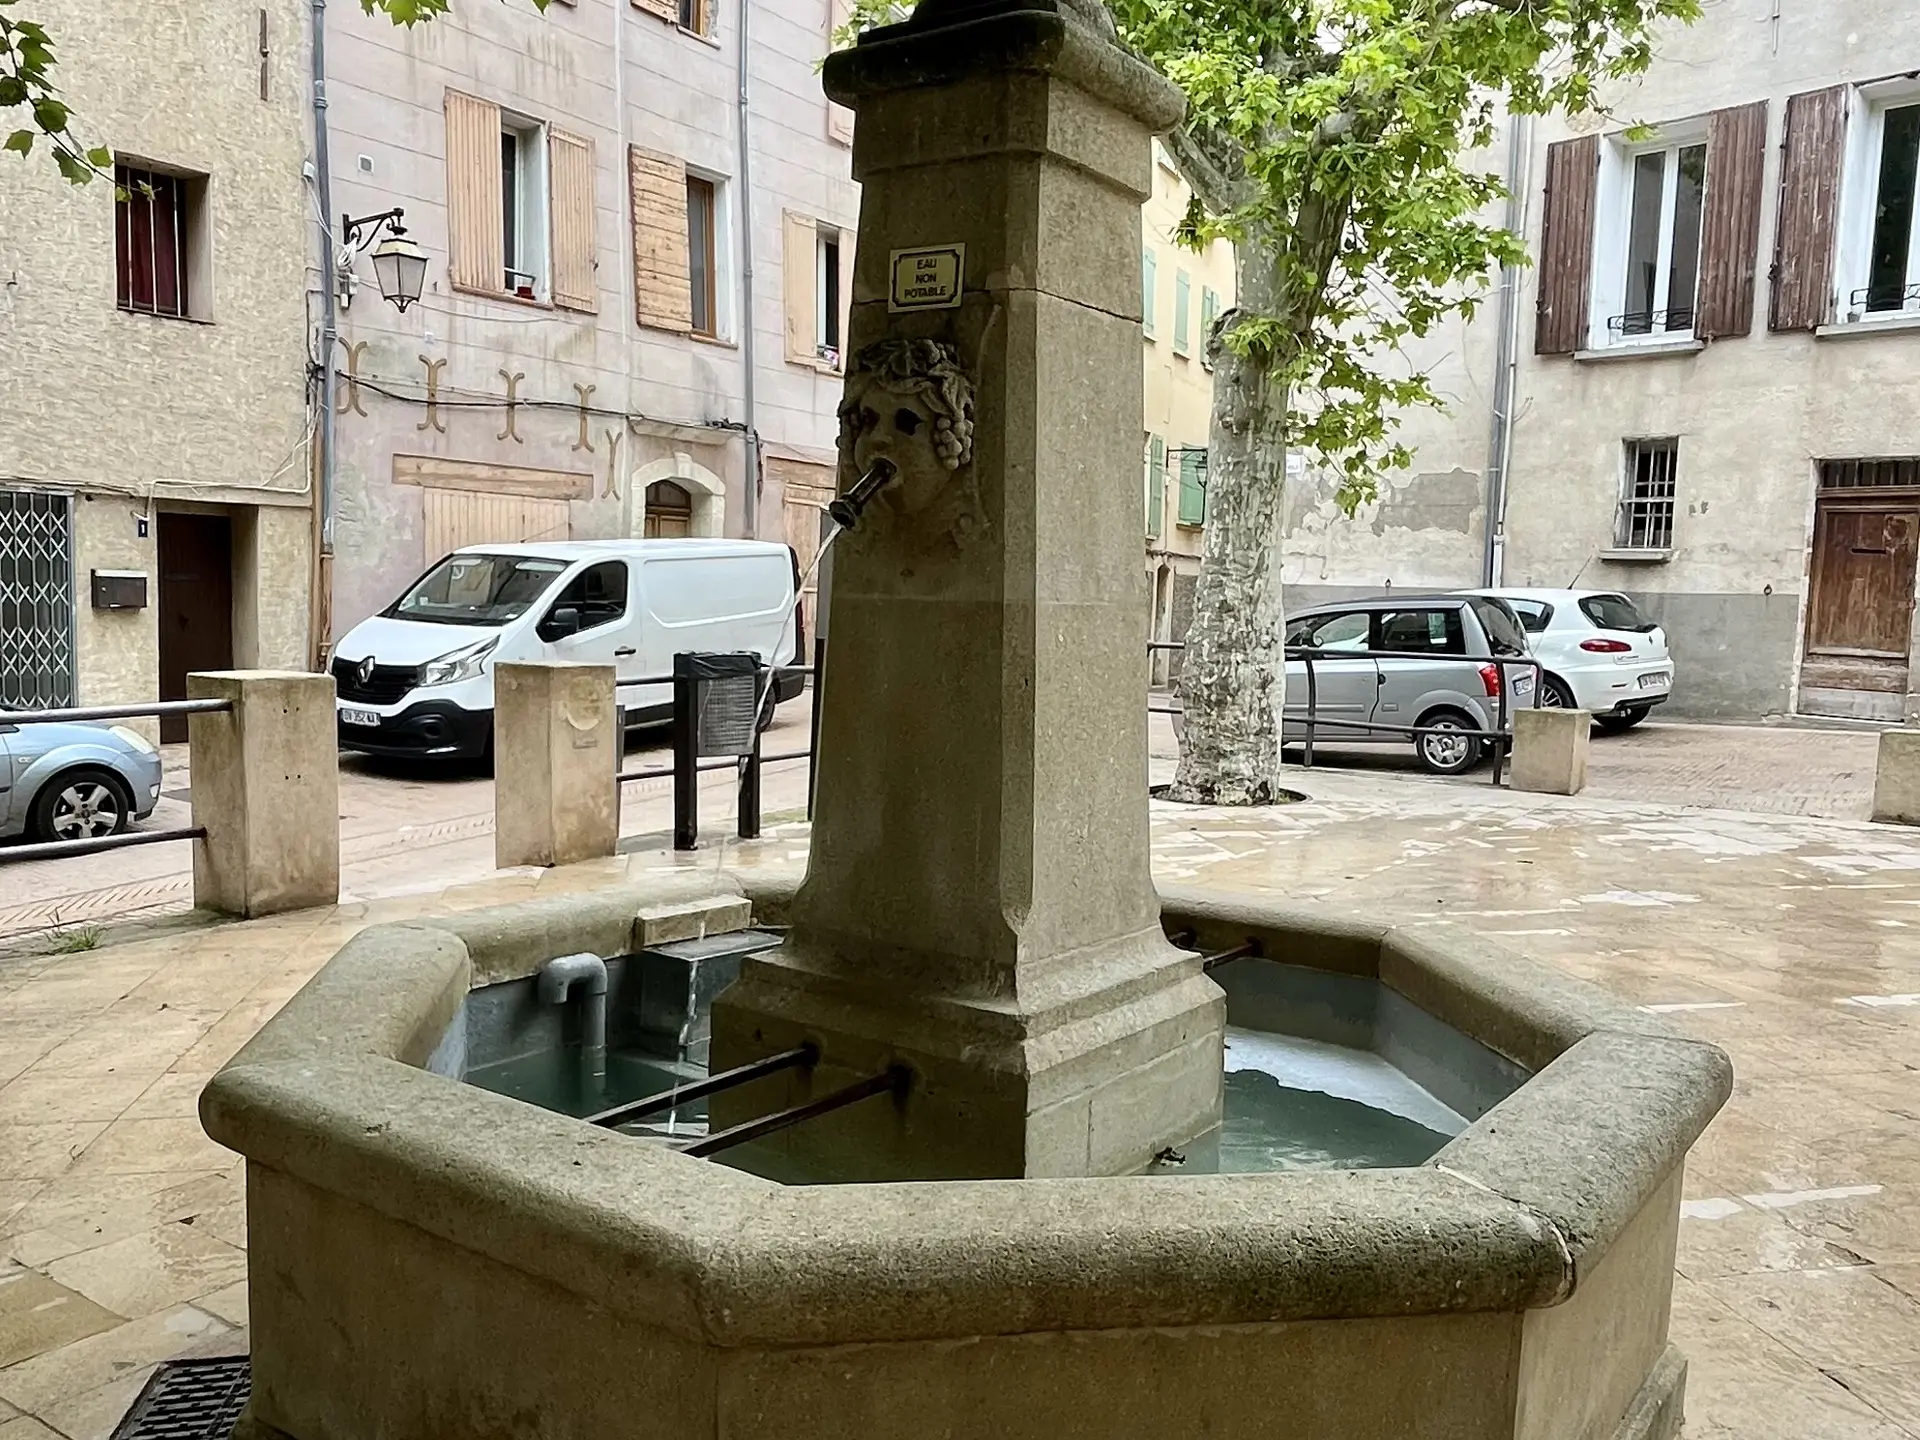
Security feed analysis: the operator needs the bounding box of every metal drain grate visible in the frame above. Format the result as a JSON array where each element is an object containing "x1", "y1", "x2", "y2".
[{"x1": 111, "y1": 1356, "x2": 250, "y2": 1440}]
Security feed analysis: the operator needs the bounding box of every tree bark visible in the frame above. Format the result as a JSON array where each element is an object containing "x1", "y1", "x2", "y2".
[{"x1": 1167, "y1": 240, "x2": 1291, "y2": 805}]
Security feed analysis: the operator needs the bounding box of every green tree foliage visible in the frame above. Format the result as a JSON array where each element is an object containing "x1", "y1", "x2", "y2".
[{"x1": 1, "y1": 0, "x2": 547, "y2": 184}]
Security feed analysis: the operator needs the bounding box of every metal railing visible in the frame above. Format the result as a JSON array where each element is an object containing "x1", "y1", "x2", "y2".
[
  {"x1": 1150, "y1": 640, "x2": 1543, "y2": 787},
  {"x1": 0, "y1": 698, "x2": 230, "y2": 863},
  {"x1": 614, "y1": 640, "x2": 822, "y2": 850}
]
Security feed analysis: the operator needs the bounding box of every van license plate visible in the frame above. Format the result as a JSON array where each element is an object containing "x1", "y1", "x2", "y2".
[{"x1": 341, "y1": 708, "x2": 382, "y2": 728}]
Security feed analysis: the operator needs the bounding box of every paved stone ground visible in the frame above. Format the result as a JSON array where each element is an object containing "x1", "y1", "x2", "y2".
[{"x1": 0, "y1": 723, "x2": 1915, "y2": 1436}]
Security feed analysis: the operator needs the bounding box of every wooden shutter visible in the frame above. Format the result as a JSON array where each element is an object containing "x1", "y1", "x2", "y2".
[
  {"x1": 784, "y1": 211, "x2": 818, "y2": 364},
  {"x1": 633, "y1": 0, "x2": 676, "y2": 22},
  {"x1": 1177, "y1": 450, "x2": 1206, "y2": 526},
  {"x1": 1174, "y1": 269, "x2": 1192, "y2": 353},
  {"x1": 1141, "y1": 248, "x2": 1157, "y2": 337},
  {"x1": 837, "y1": 225, "x2": 855, "y2": 369},
  {"x1": 1146, "y1": 435, "x2": 1164, "y2": 539},
  {"x1": 548, "y1": 128, "x2": 598, "y2": 313},
  {"x1": 629, "y1": 145, "x2": 691, "y2": 333},
  {"x1": 1770, "y1": 86, "x2": 1848, "y2": 333},
  {"x1": 445, "y1": 90, "x2": 504, "y2": 295},
  {"x1": 1696, "y1": 101, "x2": 1768, "y2": 340},
  {"x1": 828, "y1": 0, "x2": 855, "y2": 143},
  {"x1": 1534, "y1": 135, "x2": 1597, "y2": 355}
]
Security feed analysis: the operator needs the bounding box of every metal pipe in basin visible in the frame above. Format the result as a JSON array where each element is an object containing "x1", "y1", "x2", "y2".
[{"x1": 538, "y1": 953, "x2": 608, "y2": 1083}]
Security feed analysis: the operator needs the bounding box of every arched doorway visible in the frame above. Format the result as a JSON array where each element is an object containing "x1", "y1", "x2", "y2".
[{"x1": 643, "y1": 480, "x2": 695, "y2": 538}]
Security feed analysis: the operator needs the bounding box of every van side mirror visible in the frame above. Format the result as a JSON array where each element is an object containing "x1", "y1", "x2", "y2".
[{"x1": 541, "y1": 605, "x2": 582, "y2": 641}]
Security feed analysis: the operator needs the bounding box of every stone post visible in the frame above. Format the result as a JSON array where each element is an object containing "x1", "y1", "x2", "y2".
[
  {"x1": 1871, "y1": 729, "x2": 1920, "y2": 825},
  {"x1": 712, "y1": 0, "x2": 1224, "y2": 1180},
  {"x1": 1509, "y1": 707, "x2": 1591, "y2": 796},
  {"x1": 187, "y1": 671, "x2": 339, "y2": 918},
  {"x1": 493, "y1": 662, "x2": 619, "y2": 869}
]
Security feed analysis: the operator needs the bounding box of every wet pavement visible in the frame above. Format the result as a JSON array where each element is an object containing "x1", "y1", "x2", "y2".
[{"x1": 0, "y1": 724, "x2": 1915, "y2": 1436}]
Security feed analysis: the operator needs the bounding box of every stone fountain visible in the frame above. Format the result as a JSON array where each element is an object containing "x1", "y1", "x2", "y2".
[{"x1": 202, "y1": 4, "x2": 1730, "y2": 1437}]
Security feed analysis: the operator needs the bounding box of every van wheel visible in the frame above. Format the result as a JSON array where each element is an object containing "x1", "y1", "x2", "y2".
[{"x1": 1413, "y1": 710, "x2": 1482, "y2": 776}]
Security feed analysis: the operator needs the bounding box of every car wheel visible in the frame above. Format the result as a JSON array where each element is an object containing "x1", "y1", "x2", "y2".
[
  {"x1": 1414, "y1": 710, "x2": 1482, "y2": 776},
  {"x1": 1595, "y1": 705, "x2": 1651, "y2": 734},
  {"x1": 30, "y1": 768, "x2": 134, "y2": 843},
  {"x1": 1538, "y1": 675, "x2": 1577, "y2": 710}
]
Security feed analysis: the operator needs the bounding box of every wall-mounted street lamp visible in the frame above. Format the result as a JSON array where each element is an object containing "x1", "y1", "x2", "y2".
[{"x1": 338, "y1": 207, "x2": 428, "y2": 312}]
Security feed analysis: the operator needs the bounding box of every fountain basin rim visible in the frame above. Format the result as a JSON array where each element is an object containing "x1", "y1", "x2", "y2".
[{"x1": 201, "y1": 874, "x2": 1730, "y2": 1350}]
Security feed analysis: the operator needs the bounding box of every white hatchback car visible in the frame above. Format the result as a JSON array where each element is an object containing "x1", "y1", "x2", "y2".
[{"x1": 1460, "y1": 588, "x2": 1674, "y2": 732}]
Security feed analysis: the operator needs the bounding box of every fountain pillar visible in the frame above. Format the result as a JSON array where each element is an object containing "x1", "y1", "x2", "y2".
[{"x1": 711, "y1": 0, "x2": 1223, "y2": 1179}]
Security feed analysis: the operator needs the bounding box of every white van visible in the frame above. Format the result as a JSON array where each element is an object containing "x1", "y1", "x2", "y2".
[{"x1": 330, "y1": 539, "x2": 804, "y2": 761}]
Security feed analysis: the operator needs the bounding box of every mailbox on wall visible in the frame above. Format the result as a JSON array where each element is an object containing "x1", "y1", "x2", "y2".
[{"x1": 91, "y1": 570, "x2": 149, "y2": 611}]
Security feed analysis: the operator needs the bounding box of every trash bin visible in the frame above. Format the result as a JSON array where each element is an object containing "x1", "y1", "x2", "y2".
[{"x1": 675, "y1": 651, "x2": 760, "y2": 758}]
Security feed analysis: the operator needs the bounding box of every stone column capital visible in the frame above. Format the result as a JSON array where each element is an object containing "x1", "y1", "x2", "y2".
[{"x1": 824, "y1": 0, "x2": 1184, "y2": 137}]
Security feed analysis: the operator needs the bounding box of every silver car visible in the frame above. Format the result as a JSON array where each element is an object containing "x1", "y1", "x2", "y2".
[
  {"x1": 1283, "y1": 595, "x2": 1537, "y2": 775},
  {"x1": 0, "y1": 721, "x2": 165, "y2": 842}
]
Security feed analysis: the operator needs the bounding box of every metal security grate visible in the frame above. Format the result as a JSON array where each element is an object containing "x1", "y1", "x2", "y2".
[
  {"x1": 1820, "y1": 457, "x2": 1920, "y2": 490},
  {"x1": 0, "y1": 490, "x2": 76, "y2": 710},
  {"x1": 1617, "y1": 438, "x2": 1678, "y2": 550},
  {"x1": 111, "y1": 1356, "x2": 251, "y2": 1440}
]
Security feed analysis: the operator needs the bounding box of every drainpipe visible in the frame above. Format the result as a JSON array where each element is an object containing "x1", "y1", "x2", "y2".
[
  {"x1": 1481, "y1": 110, "x2": 1531, "y2": 587},
  {"x1": 538, "y1": 953, "x2": 609, "y2": 1082},
  {"x1": 736, "y1": 0, "x2": 760, "y2": 537},
  {"x1": 310, "y1": 0, "x2": 338, "y2": 652}
]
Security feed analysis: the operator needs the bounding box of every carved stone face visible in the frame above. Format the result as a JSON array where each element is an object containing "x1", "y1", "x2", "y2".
[{"x1": 845, "y1": 390, "x2": 947, "y2": 514}]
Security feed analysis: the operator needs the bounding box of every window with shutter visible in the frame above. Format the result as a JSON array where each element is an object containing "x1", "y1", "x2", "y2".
[
  {"x1": 632, "y1": 0, "x2": 677, "y2": 22},
  {"x1": 1695, "y1": 101, "x2": 1768, "y2": 340},
  {"x1": 1141, "y1": 249, "x2": 1158, "y2": 339},
  {"x1": 1830, "y1": 80, "x2": 1920, "y2": 326},
  {"x1": 630, "y1": 146, "x2": 692, "y2": 333},
  {"x1": 1173, "y1": 270, "x2": 1192, "y2": 355},
  {"x1": 1146, "y1": 434, "x2": 1164, "y2": 539},
  {"x1": 1770, "y1": 86, "x2": 1847, "y2": 332},
  {"x1": 548, "y1": 128, "x2": 597, "y2": 313},
  {"x1": 1200, "y1": 285, "x2": 1219, "y2": 367},
  {"x1": 783, "y1": 211, "x2": 818, "y2": 365},
  {"x1": 1177, "y1": 449, "x2": 1206, "y2": 526},
  {"x1": 1534, "y1": 135, "x2": 1597, "y2": 355},
  {"x1": 446, "y1": 90, "x2": 505, "y2": 296}
]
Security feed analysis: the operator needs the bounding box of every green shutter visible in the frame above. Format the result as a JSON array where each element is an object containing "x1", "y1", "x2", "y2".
[
  {"x1": 1201, "y1": 285, "x2": 1218, "y2": 336},
  {"x1": 1146, "y1": 434, "x2": 1164, "y2": 538},
  {"x1": 1141, "y1": 249, "x2": 1157, "y2": 339},
  {"x1": 1173, "y1": 270, "x2": 1192, "y2": 354},
  {"x1": 1177, "y1": 448, "x2": 1207, "y2": 526}
]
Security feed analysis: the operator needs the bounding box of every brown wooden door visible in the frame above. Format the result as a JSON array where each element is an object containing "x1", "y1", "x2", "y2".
[
  {"x1": 1800, "y1": 499, "x2": 1920, "y2": 720},
  {"x1": 157, "y1": 513, "x2": 234, "y2": 742}
]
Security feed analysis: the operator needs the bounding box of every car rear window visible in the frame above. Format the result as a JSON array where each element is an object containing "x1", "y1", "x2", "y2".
[
  {"x1": 1579, "y1": 593, "x2": 1656, "y2": 632},
  {"x1": 1467, "y1": 597, "x2": 1531, "y2": 655}
]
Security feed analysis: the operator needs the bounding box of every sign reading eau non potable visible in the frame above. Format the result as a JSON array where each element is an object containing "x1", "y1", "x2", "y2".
[{"x1": 888, "y1": 245, "x2": 965, "y2": 312}]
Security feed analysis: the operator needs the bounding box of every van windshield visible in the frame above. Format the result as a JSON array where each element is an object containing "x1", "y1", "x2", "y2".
[{"x1": 386, "y1": 554, "x2": 569, "y2": 626}]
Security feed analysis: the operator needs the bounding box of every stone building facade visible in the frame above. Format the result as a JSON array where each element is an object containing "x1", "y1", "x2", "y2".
[
  {"x1": 321, "y1": 0, "x2": 858, "y2": 643},
  {"x1": 1282, "y1": 0, "x2": 1920, "y2": 721},
  {"x1": 1141, "y1": 142, "x2": 1236, "y2": 682},
  {"x1": 0, "y1": 0, "x2": 314, "y2": 733}
]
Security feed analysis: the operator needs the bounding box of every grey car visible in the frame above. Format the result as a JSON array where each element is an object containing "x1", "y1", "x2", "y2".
[
  {"x1": 0, "y1": 721, "x2": 165, "y2": 842},
  {"x1": 1283, "y1": 594, "x2": 1537, "y2": 775}
]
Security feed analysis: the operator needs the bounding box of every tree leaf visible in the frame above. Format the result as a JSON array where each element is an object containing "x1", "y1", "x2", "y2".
[
  {"x1": 3, "y1": 129, "x2": 30, "y2": 155},
  {"x1": 31, "y1": 96, "x2": 68, "y2": 133}
]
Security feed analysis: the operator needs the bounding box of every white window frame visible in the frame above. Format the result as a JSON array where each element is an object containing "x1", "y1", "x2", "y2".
[
  {"x1": 1587, "y1": 120, "x2": 1709, "y2": 350},
  {"x1": 685, "y1": 165, "x2": 734, "y2": 342},
  {"x1": 1835, "y1": 77, "x2": 1920, "y2": 325},
  {"x1": 501, "y1": 111, "x2": 550, "y2": 301},
  {"x1": 816, "y1": 224, "x2": 843, "y2": 366}
]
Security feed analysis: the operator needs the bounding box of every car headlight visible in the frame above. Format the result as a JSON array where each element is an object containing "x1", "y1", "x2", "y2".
[
  {"x1": 109, "y1": 725, "x2": 157, "y2": 754},
  {"x1": 422, "y1": 638, "x2": 497, "y2": 687}
]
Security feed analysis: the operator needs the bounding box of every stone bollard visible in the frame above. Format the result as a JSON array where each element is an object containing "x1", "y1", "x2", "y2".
[
  {"x1": 188, "y1": 671, "x2": 340, "y2": 918},
  {"x1": 1871, "y1": 729, "x2": 1920, "y2": 825},
  {"x1": 494, "y1": 662, "x2": 619, "y2": 869},
  {"x1": 1508, "y1": 707, "x2": 1590, "y2": 795}
]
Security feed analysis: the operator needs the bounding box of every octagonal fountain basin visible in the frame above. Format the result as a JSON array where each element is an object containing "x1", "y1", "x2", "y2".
[{"x1": 202, "y1": 874, "x2": 1730, "y2": 1440}]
